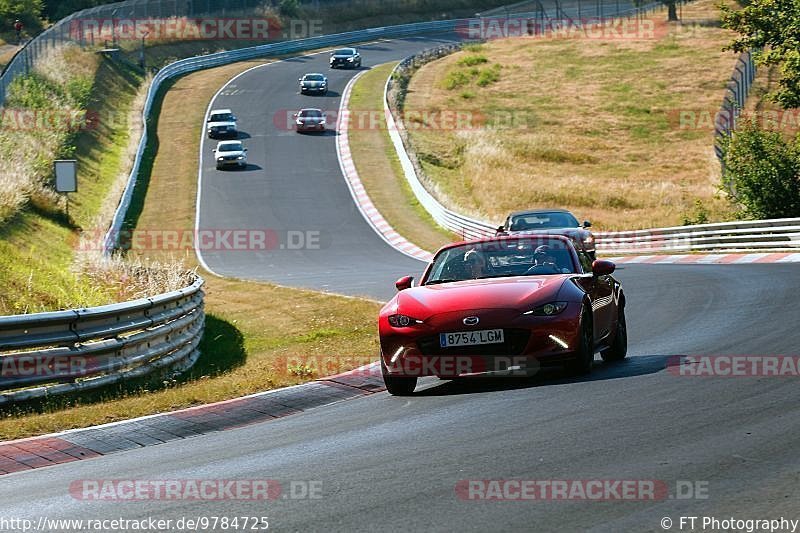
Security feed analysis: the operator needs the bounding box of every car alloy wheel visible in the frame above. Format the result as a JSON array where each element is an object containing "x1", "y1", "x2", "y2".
[
  {"x1": 601, "y1": 304, "x2": 627, "y2": 362},
  {"x1": 381, "y1": 359, "x2": 417, "y2": 396},
  {"x1": 566, "y1": 308, "x2": 593, "y2": 375}
]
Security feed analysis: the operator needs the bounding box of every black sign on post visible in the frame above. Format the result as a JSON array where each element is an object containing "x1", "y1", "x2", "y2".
[{"x1": 54, "y1": 159, "x2": 77, "y2": 218}]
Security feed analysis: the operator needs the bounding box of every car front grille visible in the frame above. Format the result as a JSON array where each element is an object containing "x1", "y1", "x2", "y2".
[{"x1": 416, "y1": 328, "x2": 530, "y2": 356}]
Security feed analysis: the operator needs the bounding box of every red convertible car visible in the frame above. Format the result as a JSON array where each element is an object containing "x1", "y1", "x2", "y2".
[{"x1": 378, "y1": 235, "x2": 626, "y2": 395}]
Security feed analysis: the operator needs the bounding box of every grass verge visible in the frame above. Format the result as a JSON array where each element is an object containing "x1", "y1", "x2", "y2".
[
  {"x1": 0, "y1": 53, "x2": 146, "y2": 315},
  {"x1": 348, "y1": 62, "x2": 455, "y2": 252},
  {"x1": 401, "y1": 0, "x2": 742, "y2": 230}
]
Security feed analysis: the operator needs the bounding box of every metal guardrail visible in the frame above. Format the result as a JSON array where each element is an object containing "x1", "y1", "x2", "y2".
[
  {"x1": 0, "y1": 276, "x2": 204, "y2": 404},
  {"x1": 594, "y1": 218, "x2": 800, "y2": 253},
  {"x1": 382, "y1": 25, "x2": 800, "y2": 255}
]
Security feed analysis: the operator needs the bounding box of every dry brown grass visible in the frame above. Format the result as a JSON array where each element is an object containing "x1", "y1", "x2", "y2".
[
  {"x1": 75, "y1": 253, "x2": 195, "y2": 302},
  {"x1": 403, "y1": 0, "x2": 742, "y2": 230}
]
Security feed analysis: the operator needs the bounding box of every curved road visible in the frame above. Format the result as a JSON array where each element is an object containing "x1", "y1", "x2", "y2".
[
  {"x1": 2, "y1": 264, "x2": 800, "y2": 530},
  {"x1": 196, "y1": 36, "x2": 462, "y2": 300},
  {"x1": 1, "y1": 33, "x2": 798, "y2": 532}
]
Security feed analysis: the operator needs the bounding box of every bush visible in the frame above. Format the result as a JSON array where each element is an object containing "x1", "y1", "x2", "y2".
[
  {"x1": 457, "y1": 54, "x2": 488, "y2": 67},
  {"x1": 476, "y1": 65, "x2": 500, "y2": 87},
  {"x1": 722, "y1": 121, "x2": 800, "y2": 219},
  {"x1": 278, "y1": 0, "x2": 300, "y2": 17},
  {"x1": 0, "y1": 0, "x2": 42, "y2": 31}
]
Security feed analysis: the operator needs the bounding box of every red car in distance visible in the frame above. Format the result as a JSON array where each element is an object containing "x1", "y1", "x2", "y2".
[{"x1": 378, "y1": 235, "x2": 626, "y2": 395}]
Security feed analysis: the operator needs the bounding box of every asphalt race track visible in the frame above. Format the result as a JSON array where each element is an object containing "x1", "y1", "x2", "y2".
[
  {"x1": 196, "y1": 36, "x2": 465, "y2": 300},
  {"x1": 2, "y1": 264, "x2": 799, "y2": 531},
  {"x1": 2, "y1": 35, "x2": 799, "y2": 533}
]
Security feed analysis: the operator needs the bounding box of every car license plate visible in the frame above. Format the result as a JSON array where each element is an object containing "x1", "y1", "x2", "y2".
[{"x1": 440, "y1": 329, "x2": 504, "y2": 348}]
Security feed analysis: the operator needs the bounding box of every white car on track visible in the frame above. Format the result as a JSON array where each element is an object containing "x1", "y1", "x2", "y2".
[
  {"x1": 207, "y1": 108, "x2": 238, "y2": 139},
  {"x1": 213, "y1": 140, "x2": 247, "y2": 170}
]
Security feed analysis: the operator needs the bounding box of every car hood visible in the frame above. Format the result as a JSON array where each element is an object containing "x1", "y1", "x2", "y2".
[
  {"x1": 389, "y1": 275, "x2": 568, "y2": 318},
  {"x1": 299, "y1": 116, "x2": 324, "y2": 122},
  {"x1": 332, "y1": 54, "x2": 354, "y2": 58},
  {"x1": 208, "y1": 120, "x2": 236, "y2": 128},
  {"x1": 302, "y1": 81, "x2": 325, "y2": 86},
  {"x1": 217, "y1": 150, "x2": 245, "y2": 157}
]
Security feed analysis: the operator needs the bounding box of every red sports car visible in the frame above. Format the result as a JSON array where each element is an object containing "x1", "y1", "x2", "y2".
[{"x1": 378, "y1": 235, "x2": 626, "y2": 395}]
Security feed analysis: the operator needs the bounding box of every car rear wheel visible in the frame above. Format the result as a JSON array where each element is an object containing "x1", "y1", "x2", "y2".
[
  {"x1": 601, "y1": 304, "x2": 627, "y2": 362},
  {"x1": 566, "y1": 309, "x2": 593, "y2": 375},
  {"x1": 381, "y1": 360, "x2": 416, "y2": 396}
]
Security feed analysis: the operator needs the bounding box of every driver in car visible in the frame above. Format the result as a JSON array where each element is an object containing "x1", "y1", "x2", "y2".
[
  {"x1": 525, "y1": 245, "x2": 561, "y2": 275},
  {"x1": 463, "y1": 249, "x2": 489, "y2": 279}
]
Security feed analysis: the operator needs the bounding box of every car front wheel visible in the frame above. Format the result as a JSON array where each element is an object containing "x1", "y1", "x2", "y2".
[
  {"x1": 381, "y1": 360, "x2": 416, "y2": 395},
  {"x1": 566, "y1": 309, "x2": 593, "y2": 375},
  {"x1": 601, "y1": 304, "x2": 627, "y2": 362}
]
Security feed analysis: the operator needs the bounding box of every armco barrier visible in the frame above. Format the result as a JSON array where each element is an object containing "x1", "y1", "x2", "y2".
[
  {"x1": 383, "y1": 44, "x2": 800, "y2": 254},
  {"x1": 594, "y1": 218, "x2": 800, "y2": 253},
  {"x1": 0, "y1": 276, "x2": 204, "y2": 404}
]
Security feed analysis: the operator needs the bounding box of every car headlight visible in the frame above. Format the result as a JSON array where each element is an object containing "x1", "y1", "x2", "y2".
[
  {"x1": 217, "y1": 157, "x2": 224, "y2": 161},
  {"x1": 584, "y1": 234, "x2": 595, "y2": 245},
  {"x1": 319, "y1": 119, "x2": 326, "y2": 125},
  {"x1": 523, "y1": 302, "x2": 568, "y2": 316},
  {"x1": 237, "y1": 155, "x2": 244, "y2": 160},
  {"x1": 347, "y1": 57, "x2": 354, "y2": 61},
  {"x1": 296, "y1": 119, "x2": 303, "y2": 125},
  {"x1": 388, "y1": 314, "x2": 423, "y2": 327}
]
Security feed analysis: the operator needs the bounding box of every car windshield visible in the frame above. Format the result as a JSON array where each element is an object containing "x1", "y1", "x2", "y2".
[
  {"x1": 299, "y1": 109, "x2": 323, "y2": 118},
  {"x1": 218, "y1": 142, "x2": 242, "y2": 152},
  {"x1": 509, "y1": 212, "x2": 579, "y2": 231},
  {"x1": 209, "y1": 113, "x2": 234, "y2": 122},
  {"x1": 334, "y1": 49, "x2": 354, "y2": 56},
  {"x1": 424, "y1": 237, "x2": 577, "y2": 285},
  {"x1": 304, "y1": 74, "x2": 325, "y2": 81}
]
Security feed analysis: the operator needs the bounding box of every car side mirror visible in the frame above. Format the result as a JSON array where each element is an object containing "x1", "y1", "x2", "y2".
[
  {"x1": 583, "y1": 220, "x2": 592, "y2": 228},
  {"x1": 395, "y1": 275, "x2": 413, "y2": 291},
  {"x1": 592, "y1": 259, "x2": 615, "y2": 276},
  {"x1": 495, "y1": 225, "x2": 505, "y2": 234},
  {"x1": 293, "y1": 113, "x2": 298, "y2": 117},
  {"x1": 211, "y1": 148, "x2": 216, "y2": 152}
]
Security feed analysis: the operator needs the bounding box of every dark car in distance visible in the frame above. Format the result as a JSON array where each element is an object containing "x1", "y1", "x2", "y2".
[
  {"x1": 497, "y1": 209, "x2": 596, "y2": 259},
  {"x1": 329, "y1": 48, "x2": 361, "y2": 69}
]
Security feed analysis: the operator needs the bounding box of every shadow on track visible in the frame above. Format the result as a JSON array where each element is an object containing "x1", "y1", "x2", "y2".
[
  {"x1": 296, "y1": 129, "x2": 339, "y2": 137},
  {"x1": 413, "y1": 354, "x2": 673, "y2": 396}
]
